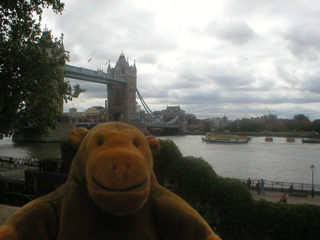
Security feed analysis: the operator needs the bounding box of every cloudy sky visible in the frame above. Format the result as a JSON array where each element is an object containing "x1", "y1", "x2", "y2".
[{"x1": 42, "y1": 0, "x2": 320, "y2": 120}]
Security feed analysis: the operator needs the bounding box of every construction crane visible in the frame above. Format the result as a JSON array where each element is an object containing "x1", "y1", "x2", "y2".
[{"x1": 265, "y1": 104, "x2": 276, "y2": 117}]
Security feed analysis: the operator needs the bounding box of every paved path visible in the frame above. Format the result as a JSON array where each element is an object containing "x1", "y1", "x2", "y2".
[
  {"x1": 250, "y1": 190, "x2": 320, "y2": 206},
  {"x1": 0, "y1": 164, "x2": 38, "y2": 180}
]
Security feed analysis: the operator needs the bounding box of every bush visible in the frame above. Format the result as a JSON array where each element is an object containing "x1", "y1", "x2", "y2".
[
  {"x1": 174, "y1": 156, "x2": 217, "y2": 204},
  {"x1": 246, "y1": 201, "x2": 320, "y2": 240},
  {"x1": 153, "y1": 139, "x2": 183, "y2": 184},
  {"x1": 60, "y1": 141, "x2": 77, "y2": 173},
  {"x1": 209, "y1": 177, "x2": 253, "y2": 239}
]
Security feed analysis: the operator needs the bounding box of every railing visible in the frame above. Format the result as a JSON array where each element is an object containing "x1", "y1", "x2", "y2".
[
  {"x1": 0, "y1": 156, "x2": 65, "y2": 174},
  {"x1": 239, "y1": 178, "x2": 320, "y2": 193},
  {"x1": 38, "y1": 159, "x2": 65, "y2": 174},
  {"x1": 0, "y1": 156, "x2": 39, "y2": 169}
]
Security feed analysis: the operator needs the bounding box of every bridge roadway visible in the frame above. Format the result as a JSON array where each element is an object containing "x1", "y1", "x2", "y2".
[{"x1": 64, "y1": 64, "x2": 127, "y2": 85}]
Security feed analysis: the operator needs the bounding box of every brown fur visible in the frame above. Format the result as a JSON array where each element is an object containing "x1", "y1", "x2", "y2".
[{"x1": 0, "y1": 122, "x2": 221, "y2": 240}]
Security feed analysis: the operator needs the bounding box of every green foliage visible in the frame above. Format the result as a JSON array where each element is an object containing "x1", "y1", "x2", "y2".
[
  {"x1": 153, "y1": 139, "x2": 183, "y2": 184},
  {"x1": 0, "y1": 0, "x2": 85, "y2": 138},
  {"x1": 202, "y1": 122, "x2": 211, "y2": 132},
  {"x1": 312, "y1": 119, "x2": 320, "y2": 132},
  {"x1": 173, "y1": 156, "x2": 217, "y2": 204},
  {"x1": 60, "y1": 141, "x2": 77, "y2": 173},
  {"x1": 246, "y1": 201, "x2": 320, "y2": 240},
  {"x1": 226, "y1": 118, "x2": 264, "y2": 132},
  {"x1": 208, "y1": 178, "x2": 253, "y2": 239},
  {"x1": 294, "y1": 114, "x2": 308, "y2": 122}
]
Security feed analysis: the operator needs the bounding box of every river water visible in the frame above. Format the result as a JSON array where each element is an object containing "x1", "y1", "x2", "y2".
[
  {"x1": 0, "y1": 136, "x2": 319, "y2": 184},
  {"x1": 158, "y1": 135, "x2": 320, "y2": 185}
]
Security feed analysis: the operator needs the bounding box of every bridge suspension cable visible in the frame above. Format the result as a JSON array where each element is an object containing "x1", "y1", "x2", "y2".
[
  {"x1": 136, "y1": 88, "x2": 180, "y2": 126},
  {"x1": 136, "y1": 88, "x2": 154, "y2": 116}
]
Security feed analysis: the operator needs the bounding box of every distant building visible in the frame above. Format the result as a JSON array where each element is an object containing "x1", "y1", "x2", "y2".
[
  {"x1": 69, "y1": 108, "x2": 77, "y2": 114},
  {"x1": 65, "y1": 106, "x2": 108, "y2": 123},
  {"x1": 200, "y1": 115, "x2": 230, "y2": 131}
]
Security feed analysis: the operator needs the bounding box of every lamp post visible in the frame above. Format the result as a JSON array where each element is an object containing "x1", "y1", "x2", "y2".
[{"x1": 311, "y1": 164, "x2": 315, "y2": 198}]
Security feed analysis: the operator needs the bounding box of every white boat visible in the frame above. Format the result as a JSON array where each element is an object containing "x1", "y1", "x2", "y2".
[{"x1": 201, "y1": 133, "x2": 250, "y2": 143}]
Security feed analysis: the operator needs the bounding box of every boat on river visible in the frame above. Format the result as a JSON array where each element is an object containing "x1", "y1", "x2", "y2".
[
  {"x1": 201, "y1": 133, "x2": 250, "y2": 143},
  {"x1": 286, "y1": 137, "x2": 295, "y2": 143},
  {"x1": 302, "y1": 138, "x2": 320, "y2": 143}
]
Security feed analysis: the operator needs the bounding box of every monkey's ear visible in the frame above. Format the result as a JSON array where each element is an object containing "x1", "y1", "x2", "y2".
[
  {"x1": 69, "y1": 128, "x2": 89, "y2": 149},
  {"x1": 146, "y1": 136, "x2": 160, "y2": 156}
]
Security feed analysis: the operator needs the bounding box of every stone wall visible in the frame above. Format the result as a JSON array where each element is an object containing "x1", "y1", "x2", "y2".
[{"x1": 13, "y1": 122, "x2": 77, "y2": 142}]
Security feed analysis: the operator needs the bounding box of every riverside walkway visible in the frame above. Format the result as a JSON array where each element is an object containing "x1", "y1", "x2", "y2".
[{"x1": 250, "y1": 190, "x2": 320, "y2": 206}]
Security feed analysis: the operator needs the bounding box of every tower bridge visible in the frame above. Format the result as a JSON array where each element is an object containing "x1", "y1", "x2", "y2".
[
  {"x1": 13, "y1": 30, "x2": 187, "y2": 142},
  {"x1": 64, "y1": 53, "x2": 187, "y2": 134}
]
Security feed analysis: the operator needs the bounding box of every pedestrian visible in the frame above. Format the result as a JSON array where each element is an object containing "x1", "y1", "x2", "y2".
[
  {"x1": 256, "y1": 180, "x2": 261, "y2": 194},
  {"x1": 247, "y1": 177, "x2": 252, "y2": 189},
  {"x1": 261, "y1": 179, "x2": 265, "y2": 194},
  {"x1": 280, "y1": 192, "x2": 288, "y2": 203},
  {"x1": 289, "y1": 184, "x2": 294, "y2": 192}
]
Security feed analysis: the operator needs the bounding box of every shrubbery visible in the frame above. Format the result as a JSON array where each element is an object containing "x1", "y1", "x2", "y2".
[{"x1": 154, "y1": 138, "x2": 320, "y2": 240}]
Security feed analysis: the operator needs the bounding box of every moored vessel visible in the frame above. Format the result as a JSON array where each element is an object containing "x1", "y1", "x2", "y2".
[
  {"x1": 302, "y1": 138, "x2": 320, "y2": 143},
  {"x1": 286, "y1": 137, "x2": 295, "y2": 143}
]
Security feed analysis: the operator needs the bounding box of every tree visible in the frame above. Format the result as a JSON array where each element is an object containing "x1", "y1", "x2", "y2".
[
  {"x1": 293, "y1": 114, "x2": 308, "y2": 122},
  {"x1": 202, "y1": 122, "x2": 211, "y2": 132},
  {"x1": 311, "y1": 120, "x2": 320, "y2": 133},
  {"x1": 0, "y1": 0, "x2": 85, "y2": 138}
]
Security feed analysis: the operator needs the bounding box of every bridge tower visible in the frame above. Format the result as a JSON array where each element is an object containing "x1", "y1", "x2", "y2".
[{"x1": 107, "y1": 53, "x2": 137, "y2": 122}]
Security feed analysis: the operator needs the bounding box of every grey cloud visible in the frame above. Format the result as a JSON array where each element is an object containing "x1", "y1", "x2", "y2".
[
  {"x1": 137, "y1": 54, "x2": 158, "y2": 64},
  {"x1": 137, "y1": 87, "x2": 169, "y2": 99},
  {"x1": 275, "y1": 64, "x2": 299, "y2": 86},
  {"x1": 206, "y1": 73, "x2": 252, "y2": 88},
  {"x1": 206, "y1": 18, "x2": 255, "y2": 44},
  {"x1": 301, "y1": 75, "x2": 320, "y2": 94},
  {"x1": 284, "y1": 26, "x2": 320, "y2": 60}
]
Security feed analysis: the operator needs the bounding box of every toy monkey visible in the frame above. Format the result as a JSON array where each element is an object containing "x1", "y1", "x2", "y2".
[{"x1": 0, "y1": 122, "x2": 220, "y2": 240}]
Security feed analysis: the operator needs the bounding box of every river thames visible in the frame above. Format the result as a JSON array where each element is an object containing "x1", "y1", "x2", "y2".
[
  {"x1": 158, "y1": 135, "x2": 320, "y2": 185},
  {"x1": 0, "y1": 135, "x2": 319, "y2": 185}
]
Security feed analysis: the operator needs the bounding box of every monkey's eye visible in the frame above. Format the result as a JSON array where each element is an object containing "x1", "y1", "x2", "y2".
[
  {"x1": 97, "y1": 137, "x2": 104, "y2": 146},
  {"x1": 133, "y1": 139, "x2": 139, "y2": 148}
]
